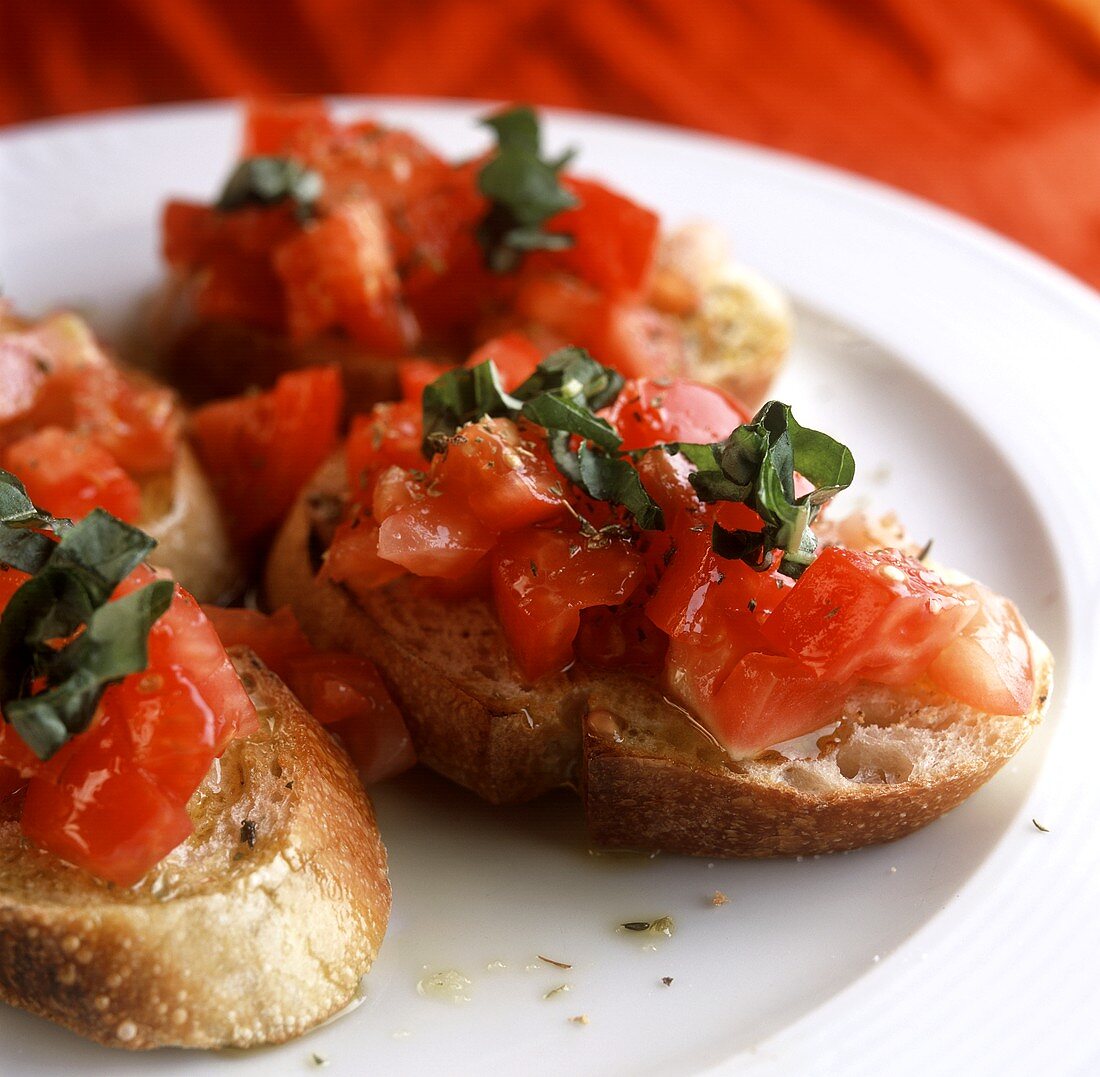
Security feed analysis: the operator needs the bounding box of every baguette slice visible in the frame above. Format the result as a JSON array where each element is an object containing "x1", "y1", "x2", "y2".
[
  {"x1": 0, "y1": 648, "x2": 390, "y2": 1050},
  {"x1": 267, "y1": 456, "x2": 1052, "y2": 856}
]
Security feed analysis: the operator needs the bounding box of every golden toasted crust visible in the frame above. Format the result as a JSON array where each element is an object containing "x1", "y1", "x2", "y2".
[
  {"x1": 0, "y1": 649, "x2": 390, "y2": 1049},
  {"x1": 268, "y1": 454, "x2": 1052, "y2": 858},
  {"x1": 140, "y1": 442, "x2": 243, "y2": 605}
]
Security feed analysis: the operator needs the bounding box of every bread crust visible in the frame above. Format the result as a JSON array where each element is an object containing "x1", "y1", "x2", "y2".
[
  {"x1": 0, "y1": 649, "x2": 390, "y2": 1049},
  {"x1": 267, "y1": 455, "x2": 1053, "y2": 858}
]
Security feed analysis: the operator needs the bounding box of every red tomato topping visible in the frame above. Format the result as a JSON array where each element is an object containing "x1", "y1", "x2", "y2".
[
  {"x1": 464, "y1": 332, "x2": 542, "y2": 391},
  {"x1": 398, "y1": 358, "x2": 449, "y2": 403},
  {"x1": 927, "y1": 581, "x2": 1035, "y2": 715},
  {"x1": 377, "y1": 498, "x2": 496, "y2": 580},
  {"x1": 241, "y1": 96, "x2": 334, "y2": 156},
  {"x1": 345, "y1": 399, "x2": 424, "y2": 496},
  {"x1": 202, "y1": 604, "x2": 415, "y2": 783},
  {"x1": 491, "y1": 529, "x2": 644, "y2": 682},
  {"x1": 191, "y1": 365, "x2": 344, "y2": 544},
  {"x1": 4, "y1": 427, "x2": 141, "y2": 523},
  {"x1": 761, "y1": 547, "x2": 977, "y2": 686},
  {"x1": 604, "y1": 377, "x2": 750, "y2": 450},
  {"x1": 547, "y1": 176, "x2": 660, "y2": 296}
]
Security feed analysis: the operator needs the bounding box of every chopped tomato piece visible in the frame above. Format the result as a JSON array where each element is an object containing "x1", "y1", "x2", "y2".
[
  {"x1": 433, "y1": 417, "x2": 565, "y2": 531},
  {"x1": 4, "y1": 427, "x2": 141, "y2": 523},
  {"x1": 398, "y1": 358, "x2": 449, "y2": 403},
  {"x1": 465, "y1": 333, "x2": 542, "y2": 391},
  {"x1": 345, "y1": 400, "x2": 424, "y2": 496},
  {"x1": 191, "y1": 365, "x2": 344, "y2": 544},
  {"x1": 241, "y1": 96, "x2": 334, "y2": 156},
  {"x1": 927, "y1": 581, "x2": 1035, "y2": 715},
  {"x1": 593, "y1": 302, "x2": 684, "y2": 380},
  {"x1": 322, "y1": 515, "x2": 408, "y2": 593},
  {"x1": 275, "y1": 201, "x2": 416, "y2": 351},
  {"x1": 372, "y1": 464, "x2": 425, "y2": 521},
  {"x1": 546, "y1": 176, "x2": 660, "y2": 296},
  {"x1": 492, "y1": 529, "x2": 644, "y2": 681},
  {"x1": 377, "y1": 499, "x2": 496, "y2": 579},
  {"x1": 201, "y1": 604, "x2": 310, "y2": 674},
  {"x1": 575, "y1": 605, "x2": 668, "y2": 670},
  {"x1": 761, "y1": 547, "x2": 977, "y2": 686},
  {"x1": 604, "y1": 377, "x2": 749, "y2": 450},
  {"x1": 284, "y1": 652, "x2": 415, "y2": 783}
]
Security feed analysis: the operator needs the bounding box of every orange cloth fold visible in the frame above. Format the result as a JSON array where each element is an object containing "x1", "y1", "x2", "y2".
[{"x1": 2, "y1": 0, "x2": 1100, "y2": 288}]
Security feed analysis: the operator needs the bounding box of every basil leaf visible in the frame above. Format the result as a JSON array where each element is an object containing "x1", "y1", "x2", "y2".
[
  {"x1": 8, "y1": 580, "x2": 174, "y2": 760},
  {"x1": 216, "y1": 155, "x2": 323, "y2": 223},
  {"x1": 476, "y1": 106, "x2": 578, "y2": 273},
  {"x1": 520, "y1": 395, "x2": 620, "y2": 453},
  {"x1": 577, "y1": 445, "x2": 665, "y2": 531},
  {"x1": 513, "y1": 346, "x2": 624, "y2": 411},
  {"x1": 421, "y1": 361, "x2": 521, "y2": 456},
  {"x1": 0, "y1": 469, "x2": 62, "y2": 532},
  {"x1": 680, "y1": 402, "x2": 854, "y2": 578}
]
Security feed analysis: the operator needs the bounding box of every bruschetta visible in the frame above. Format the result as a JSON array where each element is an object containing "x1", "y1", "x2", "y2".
[
  {"x1": 0, "y1": 480, "x2": 390, "y2": 1048},
  {"x1": 157, "y1": 99, "x2": 790, "y2": 411},
  {"x1": 0, "y1": 307, "x2": 241, "y2": 602},
  {"x1": 266, "y1": 348, "x2": 1052, "y2": 856}
]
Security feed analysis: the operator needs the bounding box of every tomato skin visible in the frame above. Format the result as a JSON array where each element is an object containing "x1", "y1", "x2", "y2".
[
  {"x1": 927, "y1": 581, "x2": 1034, "y2": 715},
  {"x1": 3, "y1": 427, "x2": 141, "y2": 523},
  {"x1": 604, "y1": 377, "x2": 750, "y2": 450},
  {"x1": 492, "y1": 529, "x2": 644, "y2": 682},
  {"x1": 464, "y1": 333, "x2": 542, "y2": 391},
  {"x1": 323, "y1": 515, "x2": 409, "y2": 593},
  {"x1": 345, "y1": 400, "x2": 424, "y2": 496},
  {"x1": 377, "y1": 499, "x2": 496, "y2": 580},
  {"x1": 201, "y1": 604, "x2": 310, "y2": 674},
  {"x1": 241, "y1": 96, "x2": 334, "y2": 156},
  {"x1": 284, "y1": 652, "x2": 415, "y2": 783},
  {"x1": 761, "y1": 547, "x2": 977, "y2": 686},
  {"x1": 433, "y1": 417, "x2": 565, "y2": 532},
  {"x1": 191, "y1": 365, "x2": 344, "y2": 544},
  {"x1": 398, "y1": 358, "x2": 449, "y2": 403},
  {"x1": 546, "y1": 176, "x2": 660, "y2": 296}
]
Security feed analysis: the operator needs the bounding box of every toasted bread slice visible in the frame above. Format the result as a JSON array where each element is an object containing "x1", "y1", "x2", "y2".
[
  {"x1": 0, "y1": 648, "x2": 390, "y2": 1050},
  {"x1": 141, "y1": 442, "x2": 243, "y2": 605},
  {"x1": 267, "y1": 456, "x2": 1052, "y2": 856}
]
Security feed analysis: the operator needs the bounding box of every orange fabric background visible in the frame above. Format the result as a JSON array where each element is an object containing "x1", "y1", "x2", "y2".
[{"x1": 3, "y1": 0, "x2": 1100, "y2": 288}]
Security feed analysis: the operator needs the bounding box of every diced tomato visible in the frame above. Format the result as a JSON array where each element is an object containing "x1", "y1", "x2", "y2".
[
  {"x1": 21, "y1": 754, "x2": 194, "y2": 887},
  {"x1": 322, "y1": 515, "x2": 408, "y2": 593},
  {"x1": 544, "y1": 176, "x2": 660, "y2": 296},
  {"x1": 372, "y1": 464, "x2": 425, "y2": 521},
  {"x1": 4, "y1": 427, "x2": 141, "y2": 523},
  {"x1": 927, "y1": 581, "x2": 1035, "y2": 715},
  {"x1": 275, "y1": 201, "x2": 417, "y2": 351},
  {"x1": 201, "y1": 604, "x2": 311, "y2": 674},
  {"x1": 191, "y1": 365, "x2": 344, "y2": 544},
  {"x1": 604, "y1": 377, "x2": 750, "y2": 450},
  {"x1": 464, "y1": 333, "x2": 542, "y2": 391},
  {"x1": 241, "y1": 96, "x2": 334, "y2": 156},
  {"x1": 761, "y1": 547, "x2": 977, "y2": 686},
  {"x1": 512, "y1": 273, "x2": 604, "y2": 344},
  {"x1": 377, "y1": 499, "x2": 496, "y2": 580},
  {"x1": 575, "y1": 605, "x2": 668, "y2": 670},
  {"x1": 398, "y1": 358, "x2": 450, "y2": 403},
  {"x1": 433, "y1": 417, "x2": 565, "y2": 531},
  {"x1": 592, "y1": 302, "x2": 684, "y2": 380},
  {"x1": 703, "y1": 652, "x2": 850, "y2": 759},
  {"x1": 492, "y1": 529, "x2": 644, "y2": 681},
  {"x1": 284, "y1": 652, "x2": 415, "y2": 783},
  {"x1": 345, "y1": 399, "x2": 424, "y2": 496},
  {"x1": 0, "y1": 338, "x2": 49, "y2": 424}
]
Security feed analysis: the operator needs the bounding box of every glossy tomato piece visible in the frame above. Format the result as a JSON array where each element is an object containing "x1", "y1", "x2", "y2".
[
  {"x1": 275, "y1": 201, "x2": 417, "y2": 351},
  {"x1": 191, "y1": 365, "x2": 344, "y2": 544},
  {"x1": 201, "y1": 604, "x2": 311, "y2": 677},
  {"x1": 21, "y1": 752, "x2": 193, "y2": 887},
  {"x1": 322, "y1": 516, "x2": 408, "y2": 593},
  {"x1": 241, "y1": 96, "x2": 334, "y2": 156},
  {"x1": 398, "y1": 358, "x2": 450, "y2": 403},
  {"x1": 345, "y1": 400, "x2": 424, "y2": 496},
  {"x1": 575, "y1": 605, "x2": 668, "y2": 670},
  {"x1": 371, "y1": 464, "x2": 425, "y2": 521},
  {"x1": 492, "y1": 529, "x2": 644, "y2": 682},
  {"x1": 761, "y1": 547, "x2": 977, "y2": 686},
  {"x1": 703, "y1": 652, "x2": 850, "y2": 759},
  {"x1": 464, "y1": 333, "x2": 542, "y2": 392},
  {"x1": 3, "y1": 427, "x2": 141, "y2": 523},
  {"x1": 927, "y1": 581, "x2": 1035, "y2": 715},
  {"x1": 376, "y1": 498, "x2": 496, "y2": 580},
  {"x1": 593, "y1": 303, "x2": 684, "y2": 380},
  {"x1": 284, "y1": 652, "x2": 415, "y2": 784},
  {"x1": 604, "y1": 377, "x2": 750, "y2": 450},
  {"x1": 545, "y1": 176, "x2": 660, "y2": 296},
  {"x1": 434, "y1": 417, "x2": 565, "y2": 531}
]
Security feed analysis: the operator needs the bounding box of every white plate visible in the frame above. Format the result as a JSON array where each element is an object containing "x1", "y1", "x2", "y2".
[{"x1": 1, "y1": 100, "x2": 1098, "y2": 1076}]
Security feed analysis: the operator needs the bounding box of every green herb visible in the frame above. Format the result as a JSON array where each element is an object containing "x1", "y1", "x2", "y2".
[
  {"x1": 0, "y1": 492, "x2": 173, "y2": 761},
  {"x1": 671, "y1": 401, "x2": 854, "y2": 578},
  {"x1": 537, "y1": 954, "x2": 573, "y2": 970},
  {"x1": 476, "y1": 106, "x2": 578, "y2": 273},
  {"x1": 215, "y1": 155, "x2": 323, "y2": 222},
  {"x1": 1032, "y1": 818, "x2": 1050, "y2": 833},
  {"x1": 661, "y1": 976, "x2": 674, "y2": 986},
  {"x1": 421, "y1": 348, "x2": 664, "y2": 530},
  {"x1": 621, "y1": 921, "x2": 652, "y2": 932}
]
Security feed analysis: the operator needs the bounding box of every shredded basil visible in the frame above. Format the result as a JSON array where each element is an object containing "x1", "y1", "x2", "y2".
[
  {"x1": 670, "y1": 401, "x2": 855, "y2": 578},
  {"x1": 0, "y1": 490, "x2": 174, "y2": 761},
  {"x1": 476, "y1": 106, "x2": 578, "y2": 273},
  {"x1": 215, "y1": 155, "x2": 323, "y2": 222}
]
